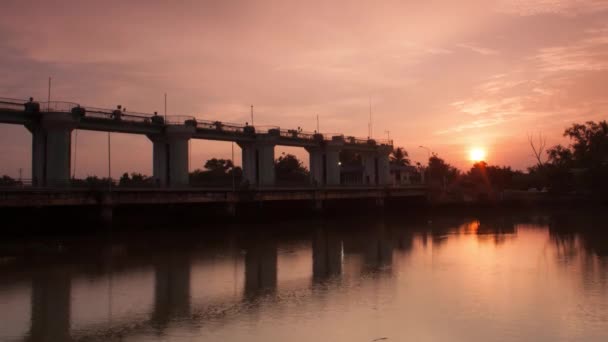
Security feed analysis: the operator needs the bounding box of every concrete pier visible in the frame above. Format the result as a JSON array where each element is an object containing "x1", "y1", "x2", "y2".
[
  {"x1": 148, "y1": 125, "x2": 194, "y2": 187},
  {"x1": 362, "y1": 147, "x2": 391, "y2": 186},
  {"x1": 28, "y1": 113, "x2": 79, "y2": 187},
  {"x1": 239, "y1": 139, "x2": 276, "y2": 186},
  {"x1": 307, "y1": 136, "x2": 343, "y2": 186}
]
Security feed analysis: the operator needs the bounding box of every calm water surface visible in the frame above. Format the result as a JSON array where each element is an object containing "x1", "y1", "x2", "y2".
[{"x1": 1, "y1": 210, "x2": 607, "y2": 341}]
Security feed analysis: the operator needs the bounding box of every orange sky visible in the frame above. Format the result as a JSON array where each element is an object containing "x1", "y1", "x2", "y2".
[{"x1": 1, "y1": 0, "x2": 608, "y2": 178}]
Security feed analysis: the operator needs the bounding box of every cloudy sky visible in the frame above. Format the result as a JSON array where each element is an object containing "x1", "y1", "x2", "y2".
[{"x1": 1, "y1": 0, "x2": 608, "y2": 178}]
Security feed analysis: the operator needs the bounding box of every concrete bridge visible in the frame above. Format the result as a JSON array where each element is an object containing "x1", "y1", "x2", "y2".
[{"x1": 0, "y1": 97, "x2": 394, "y2": 188}]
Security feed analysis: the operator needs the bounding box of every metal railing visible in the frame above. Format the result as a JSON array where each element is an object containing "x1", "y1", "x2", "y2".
[
  {"x1": 39, "y1": 101, "x2": 80, "y2": 113},
  {"x1": 0, "y1": 97, "x2": 28, "y2": 111},
  {"x1": 0, "y1": 96, "x2": 394, "y2": 147}
]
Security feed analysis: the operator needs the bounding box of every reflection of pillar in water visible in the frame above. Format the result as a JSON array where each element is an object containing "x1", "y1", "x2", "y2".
[
  {"x1": 365, "y1": 233, "x2": 393, "y2": 271},
  {"x1": 244, "y1": 242, "x2": 277, "y2": 297},
  {"x1": 312, "y1": 229, "x2": 343, "y2": 281},
  {"x1": 28, "y1": 271, "x2": 71, "y2": 342},
  {"x1": 151, "y1": 255, "x2": 191, "y2": 328}
]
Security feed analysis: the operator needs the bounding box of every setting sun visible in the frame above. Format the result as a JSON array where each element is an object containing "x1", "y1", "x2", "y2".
[{"x1": 469, "y1": 148, "x2": 486, "y2": 162}]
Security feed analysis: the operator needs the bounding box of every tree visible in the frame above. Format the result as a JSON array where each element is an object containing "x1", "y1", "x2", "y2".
[
  {"x1": 561, "y1": 120, "x2": 608, "y2": 168},
  {"x1": 547, "y1": 145, "x2": 574, "y2": 167},
  {"x1": 390, "y1": 147, "x2": 410, "y2": 166},
  {"x1": 426, "y1": 154, "x2": 459, "y2": 186},
  {"x1": 191, "y1": 158, "x2": 241, "y2": 186},
  {"x1": 118, "y1": 172, "x2": 154, "y2": 187},
  {"x1": 0, "y1": 175, "x2": 20, "y2": 186},
  {"x1": 204, "y1": 158, "x2": 234, "y2": 174},
  {"x1": 275, "y1": 153, "x2": 309, "y2": 183},
  {"x1": 528, "y1": 132, "x2": 546, "y2": 168},
  {"x1": 466, "y1": 162, "x2": 518, "y2": 191}
]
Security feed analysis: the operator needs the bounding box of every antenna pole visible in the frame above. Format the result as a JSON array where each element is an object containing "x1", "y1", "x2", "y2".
[
  {"x1": 231, "y1": 142, "x2": 235, "y2": 192},
  {"x1": 164, "y1": 93, "x2": 167, "y2": 120},
  {"x1": 316, "y1": 114, "x2": 319, "y2": 132},
  {"x1": 108, "y1": 132, "x2": 112, "y2": 191},
  {"x1": 47, "y1": 77, "x2": 51, "y2": 111},
  {"x1": 251, "y1": 105, "x2": 254, "y2": 126},
  {"x1": 73, "y1": 129, "x2": 78, "y2": 178},
  {"x1": 368, "y1": 97, "x2": 372, "y2": 138}
]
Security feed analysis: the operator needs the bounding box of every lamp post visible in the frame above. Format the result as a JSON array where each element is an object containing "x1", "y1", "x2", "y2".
[{"x1": 418, "y1": 145, "x2": 431, "y2": 159}]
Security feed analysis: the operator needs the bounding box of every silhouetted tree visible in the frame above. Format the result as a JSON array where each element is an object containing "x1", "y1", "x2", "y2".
[
  {"x1": 275, "y1": 153, "x2": 309, "y2": 183},
  {"x1": 390, "y1": 147, "x2": 410, "y2": 166},
  {"x1": 0, "y1": 175, "x2": 20, "y2": 186},
  {"x1": 466, "y1": 162, "x2": 519, "y2": 191},
  {"x1": 190, "y1": 158, "x2": 241, "y2": 186},
  {"x1": 541, "y1": 121, "x2": 608, "y2": 194},
  {"x1": 426, "y1": 154, "x2": 459, "y2": 186},
  {"x1": 204, "y1": 158, "x2": 234, "y2": 174},
  {"x1": 118, "y1": 172, "x2": 154, "y2": 187}
]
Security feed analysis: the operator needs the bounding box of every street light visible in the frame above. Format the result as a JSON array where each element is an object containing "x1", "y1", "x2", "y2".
[{"x1": 419, "y1": 145, "x2": 431, "y2": 159}]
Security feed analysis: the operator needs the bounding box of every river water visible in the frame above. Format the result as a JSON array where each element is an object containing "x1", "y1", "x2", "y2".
[{"x1": 1, "y1": 209, "x2": 607, "y2": 341}]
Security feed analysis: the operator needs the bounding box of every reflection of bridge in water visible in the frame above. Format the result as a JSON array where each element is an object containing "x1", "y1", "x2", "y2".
[
  {"x1": 3, "y1": 224, "x2": 402, "y2": 342},
  {"x1": 2, "y1": 211, "x2": 605, "y2": 341}
]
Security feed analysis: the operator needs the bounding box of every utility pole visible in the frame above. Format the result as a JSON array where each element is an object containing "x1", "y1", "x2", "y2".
[
  {"x1": 231, "y1": 142, "x2": 235, "y2": 192},
  {"x1": 73, "y1": 129, "x2": 78, "y2": 178},
  {"x1": 164, "y1": 93, "x2": 167, "y2": 121},
  {"x1": 316, "y1": 114, "x2": 319, "y2": 132},
  {"x1": 108, "y1": 132, "x2": 112, "y2": 191},
  {"x1": 250, "y1": 105, "x2": 254, "y2": 126},
  {"x1": 47, "y1": 77, "x2": 51, "y2": 111},
  {"x1": 385, "y1": 130, "x2": 390, "y2": 141},
  {"x1": 419, "y1": 145, "x2": 431, "y2": 159},
  {"x1": 368, "y1": 97, "x2": 373, "y2": 138}
]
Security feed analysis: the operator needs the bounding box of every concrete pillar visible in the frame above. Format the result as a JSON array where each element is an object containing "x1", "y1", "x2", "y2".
[
  {"x1": 28, "y1": 113, "x2": 79, "y2": 187},
  {"x1": 151, "y1": 138, "x2": 168, "y2": 187},
  {"x1": 238, "y1": 139, "x2": 276, "y2": 187},
  {"x1": 307, "y1": 147, "x2": 324, "y2": 186},
  {"x1": 377, "y1": 146, "x2": 391, "y2": 186},
  {"x1": 362, "y1": 152, "x2": 377, "y2": 186},
  {"x1": 28, "y1": 270, "x2": 71, "y2": 342},
  {"x1": 307, "y1": 137, "x2": 343, "y2": 186},
  {"x1": 360, "y1": 147, "x2": 391, "y2": 186},
  {"x1": 148, "y1": 125, "x2": 194, "y2": 187},
  {"x1": 325, "y1": 145, "x2": 341, "y2": 186}
]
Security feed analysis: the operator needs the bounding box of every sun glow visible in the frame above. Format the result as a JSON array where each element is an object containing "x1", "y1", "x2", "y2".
[{"x1": 469, "y1": 147, "x2": 486, "y2": 162}]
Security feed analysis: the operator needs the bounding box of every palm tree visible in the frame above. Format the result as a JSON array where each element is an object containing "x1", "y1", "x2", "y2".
[{"x1": 390, "y1": 147, "x2": 410, "y2": 166}]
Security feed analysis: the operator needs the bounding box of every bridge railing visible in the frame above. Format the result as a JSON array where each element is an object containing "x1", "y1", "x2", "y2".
[
  {"x1": 195, "y1": 119, "x2": 251, "y2": 135},
  {"x1": 279, "y1": 128, "x2": 317, "y2": 140},
  {"x1": 39, "y1": 101, "x2": 80, "y2": 113},
  {"x1": 84, "y1": 107, "x2": 157, "y2": 125},
  {"x1": 0, "y1": 97, "x2": 27, "y2": 111},
  {"x1": 164, "y1": 115, "x2": 197, "y2": 126},
  {"x1": 0, "y1": 96, "x2": 394, "y2": 147}
]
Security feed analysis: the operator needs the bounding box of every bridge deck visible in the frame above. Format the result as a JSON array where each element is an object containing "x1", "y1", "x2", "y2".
[
  {"x1": 0, "y1": 186, "x2": 427, "y2": 208},
  {"x1": 0, "y1": 98, "x2": 392, "y2": 150}
]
